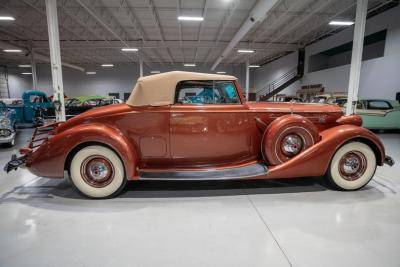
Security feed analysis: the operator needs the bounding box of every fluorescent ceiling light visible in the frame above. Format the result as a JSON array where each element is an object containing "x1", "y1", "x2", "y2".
[
  {"x1": 184, "y1": 63, "x2": 196, "y2": 67},
  {"x1": 248, "y1": 65, "x2": 260, "y2": 68},
  {"x1": 216, "y1": 71, "x2": 226, "y2": 74},
  {"x1": 0, "y1": 16, "x2": 15, "y2": 21},
  {"x1": 18, "y1": 64, "x2": 31, "y2": 68},
  {"x1": 21, "y1": 72, "x2": 32, "y2": 75},
  {"x1": 150, "y1": 70, "x2": 161, "y2": 74},
  {"x1": 121, "y1": 48, "x2": 138, "y2": 52},
  {"x1": 178, "y1": 16, "x2": 204, "y2": 21},
  {"x1": 329, "y1": 20, "x2": 354, "y2": 26},
  {"x1": 238, "y1": 49, "x2": 255, "y2": 53},
  {"x1": 86, "y1": 71, "x2": 96, "y2": 75},
  {"x1": 101, "y1": 64, "x2": 114, "y2": 67},
  {"x1": 3, "y1": 49, "x2": 22, "y2": 53}
]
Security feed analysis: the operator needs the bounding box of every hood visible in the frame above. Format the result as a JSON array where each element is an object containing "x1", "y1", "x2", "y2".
[
  {"x1": 56, "y1": 104, "x2": 132, "y2": 134},
  {"x1": 247, "y1": 101, "x2": 343, "y2": 113}
]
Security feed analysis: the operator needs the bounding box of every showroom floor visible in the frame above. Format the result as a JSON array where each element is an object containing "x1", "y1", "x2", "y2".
[{"x1": 0, "y1": 129, "x2": 399, "y2": 267}]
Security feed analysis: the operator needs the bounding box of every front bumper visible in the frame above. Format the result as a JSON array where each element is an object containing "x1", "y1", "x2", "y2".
[
  {"x1": 4, "y1": 154, "x2": 26, "y2": 173},
  {"x1": 384, "y1": 155, "x2": 395, "y2": 167},
  {"x1": 0, "y1": 132, "x2": 15, "y2": 144}
]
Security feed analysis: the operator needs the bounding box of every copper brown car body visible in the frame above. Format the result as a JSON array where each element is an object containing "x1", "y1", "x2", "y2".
[{"x1": 5, "y1": 71, "x2": 393, "y2": 198}]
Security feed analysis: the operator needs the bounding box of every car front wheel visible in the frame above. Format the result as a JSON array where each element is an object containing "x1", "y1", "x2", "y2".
[
  {"x1": 326, "y1": 141, "x2": 376, "y2": 190},
  {"x1": 70, "y1": 145, "x2": 126, "y2": 198}
]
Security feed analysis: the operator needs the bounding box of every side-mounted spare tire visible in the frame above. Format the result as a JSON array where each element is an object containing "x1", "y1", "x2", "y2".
[{"x1": 262, "y1": 114, "x2": 320, "y2": 165}]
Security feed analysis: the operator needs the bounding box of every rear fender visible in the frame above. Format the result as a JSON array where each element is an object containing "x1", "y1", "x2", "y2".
[
  {"x1": 266, "y1": 125, "x2": 385, "y2": 179},
  {"x1": 27, "y1": 123, "x2": 139, "y2": 179}
]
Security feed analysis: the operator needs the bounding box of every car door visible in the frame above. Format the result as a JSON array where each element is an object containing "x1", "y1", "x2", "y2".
[{"x1": 170, "y1": 80, "x2": 253, "y2": 167}]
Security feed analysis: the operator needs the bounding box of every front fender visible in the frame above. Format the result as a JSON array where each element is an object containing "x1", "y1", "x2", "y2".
[
  {"x1": 27, "y1": 123, "x2": 138, "y2": 179},
  {"x1": 266, "y1": 125, "x2": 385, "y2": 179}
]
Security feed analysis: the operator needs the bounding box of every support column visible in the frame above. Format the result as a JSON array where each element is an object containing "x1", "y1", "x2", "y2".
[
  {"x1": 30, "y1": 52, "x2": 38, "y2": 90},
  {"x1": 139, "y1": 58, "x2": 143, "y2": 77},
  {"x1": 346, "y1": 0, "x2": 368, "y2": 115},
  {"x1": 245, "y1": 59, "x2": 249, "y2": 100},
  {"x1": 45, "y1": 0, "x2": 66, "y2": 121}
]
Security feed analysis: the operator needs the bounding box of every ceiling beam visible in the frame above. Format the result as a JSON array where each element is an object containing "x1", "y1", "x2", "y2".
[
  {"x1": 252, "y1": 0, "x2": 337, "y2": 65},
  {"x1": 203, "y1": 0, "x2": 239, "y2": 65},
  {"x1": 144, "y1": 0, "x2": 175, "y2": 64},
  {"x1": 119, "y1": 0, "x2": 164, "y2": 65},
  {"x1": 176, "y1": 0, "x2": 185, "y2": 63},
  {"x1": 30, "y1": 40, "x2": 299, "y2": 51},
  {"x1": 193, "y1": 0, "x2": 208, "y2": 63},
  {"x1": 74, "y1": 0, "x2": 149, "y2": 66},
  {"x1": 19, "y1": 0, "x2": 83, "y2": 41},
  {"x1": 211, "y1": 0, "x2": 280, "y2": 70},
  {"x1": 249, "y1": 0, "x2": 312, "y2": 45},
  {"x1": 0, "y1": 40, "x2": 84, "y2": 71}
]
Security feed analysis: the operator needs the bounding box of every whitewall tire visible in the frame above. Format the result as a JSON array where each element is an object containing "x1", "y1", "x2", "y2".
[
  {"x1": 326, "y1": 142, "x2": 376, "y2": 190},
  {"x1": 70, "y1": 145, "x2": 126, "y2": 198}
]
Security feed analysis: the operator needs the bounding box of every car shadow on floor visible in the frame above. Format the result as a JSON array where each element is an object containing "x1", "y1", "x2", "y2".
[{"x1": 0, "y1": 176, "x2": 377, "y2": 202}]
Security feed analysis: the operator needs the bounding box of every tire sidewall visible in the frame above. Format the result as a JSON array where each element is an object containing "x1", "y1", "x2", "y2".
[
  {"x1": 328, "y1": 142, "x2": 376, "y2": 190},
  {"x1": 70, "y1": 145, "x2": 126, "y2": 198}
]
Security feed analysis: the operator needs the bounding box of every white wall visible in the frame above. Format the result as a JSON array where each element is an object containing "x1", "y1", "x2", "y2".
[
  {"x1": 302, "y1": 4, "x2": 400, "y2": 98},
  {"x1": 35, "y1": 64, "x2": 140, "y2": 98},
  {"x1": 252, "y1": 4, "x2": 400, "y2": 99},
  {"x1": 7, "y1": 68, "x2": 32, "y2": 98},
  {"x1": 7, "y1": 62, "x2": 245, "y2": 99}
]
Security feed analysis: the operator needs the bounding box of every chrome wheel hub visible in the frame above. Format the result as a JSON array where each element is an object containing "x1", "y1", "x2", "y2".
[
  {"x1": 88, "y1": 161, "x2": 109, "y2": 180},
  {"x1": 281, "y1": 134, "x2": 303, "y2": 156},
  {"x1": 342, "y1": 157, "x2": 360, "y2": 174},
  {"x1": 81, "y1": 156, "x2": 114, "y2": 188},
  {"x1": 339, "y1": 151, "x2": 367, "y2": 181}
]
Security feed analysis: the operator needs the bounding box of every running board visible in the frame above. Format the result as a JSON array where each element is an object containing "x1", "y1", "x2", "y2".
[{"x1": 139, "y1": 163, "x2": 268, "y2": 181}]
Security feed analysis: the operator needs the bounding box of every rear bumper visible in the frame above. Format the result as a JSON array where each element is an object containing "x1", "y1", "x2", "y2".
[
  {"x1": 384, "y1": 155, "x2": 395, "y2": 167},
  {"x1": 4, "y1": 154, "x2": 26, "y2": 173}
]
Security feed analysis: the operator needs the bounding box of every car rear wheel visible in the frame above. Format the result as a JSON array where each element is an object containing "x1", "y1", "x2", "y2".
[
  {"x1": 70, "y1": 145, "x2": 126, "y2": 198},
  {"x1": 326, "y1": 142, "x2": 376, "y2": 190}
]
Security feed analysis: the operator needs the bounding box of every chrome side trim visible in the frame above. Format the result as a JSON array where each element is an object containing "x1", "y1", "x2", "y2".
[{"x1": 139, "y1": 163, "x2": 268, "y2": 181}]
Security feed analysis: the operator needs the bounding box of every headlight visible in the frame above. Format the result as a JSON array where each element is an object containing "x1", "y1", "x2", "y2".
[
  {"x1": 0, "y1": 118, "x2": 10, "y2": 126},
  {"x1": 0, "y1": 129, "x2": 11, "y2": 137}
]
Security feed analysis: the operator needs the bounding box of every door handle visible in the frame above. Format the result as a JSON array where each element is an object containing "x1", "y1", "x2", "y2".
[{"x1": 171, "y1": 113, "x2": 184, "y2": 117}]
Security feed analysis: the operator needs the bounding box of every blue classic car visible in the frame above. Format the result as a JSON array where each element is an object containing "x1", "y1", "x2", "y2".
[
  {"x1": 2, "y1": 90, "x2": 54, "y2": 126},
  {"x1": 0, "y1": 101, "x2": 17, "y2": 146}
]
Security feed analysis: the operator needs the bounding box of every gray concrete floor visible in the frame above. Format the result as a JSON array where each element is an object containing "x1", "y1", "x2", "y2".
[{"x1": 0, "y1": 129, "x2": 399, "y2": 267}]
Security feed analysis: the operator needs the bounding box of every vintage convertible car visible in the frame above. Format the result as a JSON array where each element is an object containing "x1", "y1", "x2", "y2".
[{"x1": 4, "y1": 71, "x2": 394, "y2": 198}]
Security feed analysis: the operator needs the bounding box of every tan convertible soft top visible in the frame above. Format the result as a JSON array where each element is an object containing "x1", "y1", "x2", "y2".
[{"x1": 127, "y1": 71, "x2": 237, "y2": 107}]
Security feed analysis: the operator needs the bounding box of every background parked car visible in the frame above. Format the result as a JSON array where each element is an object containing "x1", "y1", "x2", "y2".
[
  {"x1": 274, "y1": 95, "x2": 303, "y2": 102},
  {"x1": 1, "y1": 90, "x2": 54, "y2": 126},
  {"x1": 0, "y1": 101, "x2": 17, "y2": 146},
  {"x1": 65, "y1": 95, "x2": 119, "y2": 118},
  {"x1": 339, "y1": 98, "x2": 400, "y2": 130}
]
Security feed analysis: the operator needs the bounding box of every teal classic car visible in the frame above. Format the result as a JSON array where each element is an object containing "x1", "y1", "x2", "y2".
[
  {"x1": 1, "y1": 90, "x2": 54, "y2": 126},
  {"x1": 357, "y1": 99, "x2": 400, "y2": 130},
  {"x1": 336, "y1": 98, "x2": 400, "y2": 130},
  {"x1": 0, "y1": 101, "x2": 17, "y2": 146}
]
